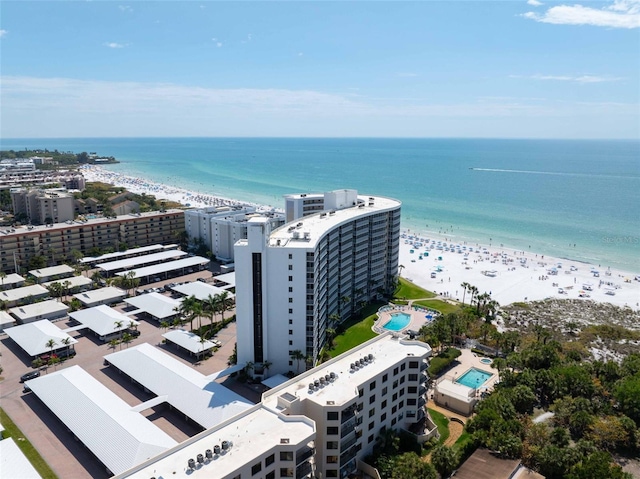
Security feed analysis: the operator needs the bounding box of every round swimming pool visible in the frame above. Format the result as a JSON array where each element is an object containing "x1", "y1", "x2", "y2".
[
  {"x1": 383, "y1": 312, "x2": 411, "y2": 331},
  {"x1": 480, "y1": 358, "x2": 492, "y2": 365}
]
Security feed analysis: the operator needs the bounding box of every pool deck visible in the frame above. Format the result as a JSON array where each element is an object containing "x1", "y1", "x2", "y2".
[
  {"x1": 437, "y1": 348, "x2": 499, "y2": 393},
  {"x1": 373, "y1": 302, "x2": 439, "y2": 334}
]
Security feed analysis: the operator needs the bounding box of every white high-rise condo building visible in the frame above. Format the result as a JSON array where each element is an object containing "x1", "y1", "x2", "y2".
[{"x1": 235, "y1": 190, "x2": 401, "y2": 376}]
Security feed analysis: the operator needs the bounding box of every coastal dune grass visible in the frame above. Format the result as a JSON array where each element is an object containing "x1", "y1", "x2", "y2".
[{"x1": 0, "y1": 407, "x2": 58, "y2": 479}]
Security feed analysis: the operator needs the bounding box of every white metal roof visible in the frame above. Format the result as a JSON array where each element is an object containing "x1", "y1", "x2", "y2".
[
  {"x1": 1, "y1": 273, "x2": 25, "y2": 286},
  {"x1": 25, "y1": 365, "x2": 177, "y2": 475},
  {"x1": 99, "y1": 250, "x2": 187, "y2": 273},
  {"x1": 261, "y1": 374, "x2": 290, "y2": 389},
  {"x1": 42, "y1": 275, "x2": 93, "y2": 289},
  {"x1": 74, "y1": 286, "x2": 127, "y2": 306},
  {"x1": 162, "y1": 329, "x2": 216, "y2": 354},
  {"x1": 80, "y1": 245, "x2": 164, "y2": 264},
  {"x1": 4, "y1": 319, "x2": 77, "y2": 356},
  {"x1": 29, "y1": 264, "x2": 75, "y2": 279},
  {"x1": 69, "y1": 305, "x2": 139, "y2": 337},
  {"x1": 124, "y1": 293, "x2": 182, "y2": 319},
  {"x1": 0, "y1": 310, "x2": 14, "y2": 329},
  {"x1": 114, "y1": 405, "x2": 315, "y2": 479},
  {"x1": 104, "y1": 343, "x2": 253, "y2": 429},
  {"x1": 213, "y1": 272, "x2": 236, "y2": 288},
  {"x1": 116, "y1": 256, "x2": 209, "y2": 279},
  {"x1": 0, "y1": 437, "x2": 43, "y2": 479},
  {"x1": 0, "y1": 284, "x2": 48, "y2": 303},
  {"x1": 9, "y1": 300, "x2": 69, "y2": 322},
  {"x1": 170, "y1": 282, "x2": 235, "y2": 301}
]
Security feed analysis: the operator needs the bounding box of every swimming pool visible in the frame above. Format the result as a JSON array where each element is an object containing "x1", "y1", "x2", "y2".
[
  {"x1": 383, "y1": 312, "x2": 411, "y2": 331},
  {"x1": 480, "y1": 358, "x2": 492, "y2": 365},
  {"x1": 455, "y1": 368, "x2": 492, "y2": 389}
]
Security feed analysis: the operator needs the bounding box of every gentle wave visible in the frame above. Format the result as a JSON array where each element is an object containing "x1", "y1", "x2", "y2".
[{"x1": 470, "y1": 167, "x2": 638, "y2": 180}]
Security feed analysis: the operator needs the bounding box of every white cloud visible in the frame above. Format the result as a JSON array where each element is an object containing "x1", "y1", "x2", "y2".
[
  {"x1": 511, "y1": 74, "x2": 624, "y2": 83},
  {"x1": 104, "y1": 42, "x2": 126, "y2": 49},
  {"x1": 0, "y1": 29, "x2": 8, "y2": 38},
  {"x1": 527, "y1": 0, "x2": 543, "y2": 6},
  {"x1": 118, "y1": 5, "x2": 133, "y2": 13},
  {"x1": 522, "y1": 0, "x2": 640, "y2": 28}
]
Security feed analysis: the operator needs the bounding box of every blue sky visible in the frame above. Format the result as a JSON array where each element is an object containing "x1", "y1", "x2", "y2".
[{"x1": 1, "y1": 1, "x2": 639, "y2": 139}]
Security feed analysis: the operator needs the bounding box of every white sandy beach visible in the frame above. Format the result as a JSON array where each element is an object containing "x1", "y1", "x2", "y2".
[
  {"x1": 398, "y1": 231, "x2": 640, "y2": 311},
  {"x1": 80, "y1": 165, "x2": 639, "y2": 311}
]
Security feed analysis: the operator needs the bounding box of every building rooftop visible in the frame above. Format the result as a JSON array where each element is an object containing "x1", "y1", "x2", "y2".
[
  {"x1": 0, "y1": 437, "x2": 43, "y2": 479},
  {"x1": 4, "y1": 319, "x2": 77, "y2": 356},
  {"x1": 73, "y1": 286, "x2": 127, "y2": 306},
  {"x1": 99, "y1": 250, "x2": 187, "y2": 273},
  {"x1": 104, "y1": 343, "x2": 253, "y2": 429},
  {"x1": 29, "y1": 264, "x2": 75, "y2": 279},
  {"x1": 0, "y1": 209, "x2": 184, "y2": 238},
  {"x1": 453, "y1": 448, "x2": 529, "y2": 479},
  {"x1": 9, "y1": 300, "x2": 69, "y2": 322},
  {"x1": 80, "y1": 245, "x2": 165, "y2": 264},
  {"x1": 124, "y1": 292, "x2": 182, "y2": 320},
  {"x1": 212, "y1": 272, "x2": 235, "y2": 289},
  {"x1": 247, "y1": 194, "x2": 400, "y2": 250},
  {"x1": 42, "y1": 275, "x2": 93, "y2": 289},
  {"x1": 170, "y1": 281, "x2": 235, "y2": 301},
  {"x1": 69, "y1": 305, "x2": 139, "y2": 337},
  {"x1": 25, "y1": 365, "x2": 177, "y2": 476},
  {"x1": 113, "y1": 405, "x2": 315, "y2": 479},
  {"x1": 1, "y1": 273, "x2": 25, "y2": 286},
  {"x1": 162, "y1": 329, "x2": 217, "y2": 354},
  {"x1": 262, "y1": 333, "x2": 430, "y2": 410},
  {"x1": 115, "y1": 256, "x2": 209, "y2": 280},
  {"x1": 0, "y1": 284, "x2": 48, "y2": 303}
]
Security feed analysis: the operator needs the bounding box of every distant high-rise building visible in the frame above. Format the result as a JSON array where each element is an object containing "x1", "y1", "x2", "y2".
[{"x1": 235, "y1": 190, "x2": 401, "y2": 376}]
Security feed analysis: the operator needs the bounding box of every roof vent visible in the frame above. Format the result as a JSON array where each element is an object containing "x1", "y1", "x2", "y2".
[
  {"x1": 214, "y1": 445, "x2": 221, "y2": 455},
  {"x1": 281, "y1": 438, "x2": 290, "y2": 444},
  {"x1": 197, "y1": 454, "x2": 204, "y2": 464},
  {"x1": 188, "y1": 458, "x2": 196, "y2": 470},
  {"x1": 205, "y1": 449, "x2": 213, "y2": 460},
  {"x1": 222, "y1": 440, "x2": 230, "y2": 450}
]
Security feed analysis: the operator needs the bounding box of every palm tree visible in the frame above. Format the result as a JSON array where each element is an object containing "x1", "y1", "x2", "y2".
[
  {"x1": 62, "y1": 280, "x2": 72, "y2": 302},
  {"x1": 205, "y1": 294, "x2": 219, "y2": 329},
  {"x1": 290, "y1": 350, "x2": 305, "y2": 374},
  {"x1": 218, "y1": 291, "x2": 231, "y2": 322},
  {"x1": 114, "y1": 320, "x2": 124, "y2": 348},
  {"x1": 160, "y1": 320, "x2": 170, "y2": 332},
  {"x1": 61, "y1": 337, "x2": 72, "y2": 358},
  {"x1": 0, "y1": 271, "x2": 6, "y2": 290},
  {"x1": 329, "y1": 313, "x2": 340, "y2": 327},
  {"x1": 262, "y1": 360, "x2": 272, "y2": 377},
  {"x1": 326, "y1": 328, "x2": 337, "y2": 348},
  {"x1": 398, "y1": 264, "x2": 405, "y2": 277},
  {"x1": 46, "y1": 282, "x2": 63, "y2": 302},
  {"x1": 460, "y1": 282, "x2": 470, "y2": 305},
  {"x1": 121, "y1": 332, "x2": 133, "y2": 349},
  {"x1": 45, "y1": 338, "x2": 57, "y2": 371},
  {"x1": 468, "y1": 285, "x2": 478, "y2": 308},
  {"x1": 91, "y1": 271, "x2": 103, "y2": 288}
]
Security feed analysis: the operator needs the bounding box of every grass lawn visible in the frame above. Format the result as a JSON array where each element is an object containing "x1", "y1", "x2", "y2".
[
  {"x1": 395, "y1": 278, "x2": 436, "y2": 300},
  {"x1": 414, "y1": 299, "x2": 460, "y2": 315},
  {"x1": 0, "y1": 407, "x2": 58, "y2": 479},
  {"x1": 330, "y1": 314, "x2": 377, "y2": 357},
  {"x1": 427, "y1": 408, "x2": 450, "y2": 445}
]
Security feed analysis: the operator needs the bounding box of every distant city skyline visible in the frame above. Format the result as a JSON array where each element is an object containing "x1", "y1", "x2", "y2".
[{"x1": 1, "y1": 1, "x2": 638, "y2": 139}]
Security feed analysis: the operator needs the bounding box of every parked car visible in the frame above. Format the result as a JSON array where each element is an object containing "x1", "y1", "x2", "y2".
[
  {"x1": 57, "y1": 349, "x2": 77, "y2": 360},
  {"x1": 126, "y1": 329, "x2": 141, "y2": 338},
  {"x1": 20, "y1": 370, "x2": 40, "y2": 383},
  {"x1": 197, "y1": 277, "x2": 206, "y2": 283}
]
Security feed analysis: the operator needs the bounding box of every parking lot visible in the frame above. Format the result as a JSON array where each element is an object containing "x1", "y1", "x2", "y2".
[{"x1": 0, "y1": 269, "x2": 242, "y2": 479}]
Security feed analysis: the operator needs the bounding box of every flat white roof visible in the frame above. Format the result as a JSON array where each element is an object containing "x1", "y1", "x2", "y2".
[
  {"x1": 29, "y1": 264, "x2": 75, "y2": 279},
  {"x1": 263, "y1": 333, "x2": 431, "y2": 409},
  {"x1": 435, "y1": 379, "x2": 476, "y2": 403},
  {"x1": 116, "y1": 256, "x2": 209, "y2": 279},
  {"x1": 42, "y1": 275, "x2": 93, "y2": 289},
  {"x1": 170, "y1": 281, "x2": 235, "y2": 301},
  {"x1": 2, "y1": 273, "x2": 25, "y2": 285},
  {"x1": 213, "y1": 272, "x2": 236, "y2": 288},
  {"x1": 0, "y1": 310, "x2": 14, "y2": 328},
  {"x1": 4, "y1": 319, "x2": 77, "y2": 356},
  {"x1": 104, "y1": 343, "x2": 253, "y2": 429},
  {"x1": 80, "y1": 245, "x2": 164, "y2": 264},
  {"x1": 266, "y1": 194, "x2": 401, "y2": 249},
  {"x1": 115, "y1": 405, "x2": 315, "y2": 479},
  {"x1": 69, "y1": 305, "x2": 139, "y2": 337},
  {"x1": 162, "y1": 329, "x2": 216, "y2": 354},
  {"x1": 99, "y1": 250, "x2": 187, "y2": 272},
  {"x1": 124, "y1": 293, "x2": 182, "y2": 319},
  {"x1": 261, "y1": 374, "x2": 290, "y2": 389},
  {"x1": 25, "y1": 365, "x2": 177, "y2": 475},
  {"x1": 74, "y1": 286, "x2": 127, "y2": 305},
  {"x1": 0, "y1": 284, "x2": 48, "y2": 303},
  {"x1": 9, "y1": 300, "x2": 69, "y2": 322},
  {"x1": 0, "y1": 437, "x2": 43, "y2": 479}
]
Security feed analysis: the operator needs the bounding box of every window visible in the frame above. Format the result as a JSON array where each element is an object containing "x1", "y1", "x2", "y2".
[
  {"x1": 288, "y1": 254, "x2": 293, "y2": 259},
  {"x1": 288, "y1": 298, "x2": 293, "y2": 303},
  {"x1": 327, "y1": 411, "x2": 339, "y2": 421},
  {"x1": 266, "y1": 472, "x2": 275, "y2": 479},
  {"x1": 368, "y1": 434, "x2": 375, "y2": 444},
  {"x1": 327, "y1": 441, "x2": 338, "y2": 449},
  {"x1": 401, "y1": 363, "x2": 406, "y2": 371},
  {"x1": 393, "y1": 381, "x2": 398, "y2": 390},
  {"x1": 327, "y1": 427, "x2": 339, "y2": 435},
  {"x1": 288, "y1": 265, "x2": 293, "y2": 270},
  {"x1": 393, "y1": 367, "x2": 399, "y2": 376},
  {"x1": 289, "y1": 276, "x2": 293, "y2": 281},
  {"x1": 358, "y1": 389, "x2": 364, "y2": 398},
  {"x1": 382, "y1": 387, "x2": 388, "y2": 396},
  {"x1": 381, "y1": 400, "x2": 387, "y2": 409},
  {"x1": 252, "y1": 462, "x2": 262, "y2": 475},
  {"x1": 266, "y1": 454, "x2": 275, "y2": 466},
  {"x1": 289, "y1": 340, "x2": 293, "y2": 345},
  {"x1": 289, "y1": 287, "x2": 293, "y2": 293},
  {"x1": 327, "y1": 455, "x2": 338, "y2": 463},
  {"x1": 368, "y1": 421, "x2": 375, "y2": 430},
  {"x1": 289, "y1": 330, "x2": 293, "y2": 335},
  {"x1": 391, "y1": 418, "x2": 397, "y2": 426},
  {"x1": 392, "y1": 405, "x2": 397, "y2": 414},
  {"x1": 399, "y1": 388, "x2": 405, "y2": 396},
  {"x1": 369, "y1": 395, "x2": 376, "y2": 404},
  {"x1": 408, "y1": 387, "x2": 417, "y2": 394},
  {"x1": 399, "y1": 400, "x2": 404, "y2": 408},
  {"x1": 382, "y1": 373, "x2": 388, "y2": 382},
  {"x1": 369, "y1": 408, "x2": 375, "y2": 417},
  {"x1": 407, "y1": 399, "x2": 417, "y2": 406},
  {"x1": 409, "y1": 361, "x2": 419, "y2": 369},
  {"x1": 280, "y1": 467, "x2": 294, "y2": 477},
  {"x1": 369, "y1": 381, "x2": 376, "y2": 391},
  {"x1": 400, "y1": 376, "x2": 405, "y2": 384},
  {"x1": 289, "y1": 308, "x2": 293, "y2": 314},
  {"x1": 289, "y1": 319, "x2": 293, "y2": 324},
  {"x1": 280, "y1": 451, "x2": 294, "y2": 461},
  {"x1": 326, "y1": 470, "x2": 338, "y2": 478}
]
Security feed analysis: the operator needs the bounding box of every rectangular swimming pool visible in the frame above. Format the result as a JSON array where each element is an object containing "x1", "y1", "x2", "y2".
[{"x1": 455, "y1": 368, "x2": 492, "y2": 389}]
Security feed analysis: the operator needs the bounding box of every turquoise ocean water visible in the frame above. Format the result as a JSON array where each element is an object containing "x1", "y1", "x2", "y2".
[{"x1": 1, "y1": 138, "x2": 638, "y2": 271}]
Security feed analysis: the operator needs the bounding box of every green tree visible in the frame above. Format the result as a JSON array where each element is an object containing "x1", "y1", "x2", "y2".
[
  {"x1": 391, "y1": 452, "x2": 436, "y2": 479},
  {"x1": 431, "y1": 445, "x2": 458, "y2": 478},
  {"x1": 568, "y1": 451, "x2": 632, "y2": 479},
  {"x1": 290, "y1": 350, "x2": 305, "y2": 374},
  {"x1": 614, "y1": 375, "x2": 640, "y2": 425},
  {"x1": 28, "y1": 255, "x2": 47, "y2": 270}
]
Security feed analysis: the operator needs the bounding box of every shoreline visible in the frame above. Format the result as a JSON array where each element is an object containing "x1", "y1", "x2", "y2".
[{"x1": 80, "y1": 165, "x2": 640, "y2": 311}]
